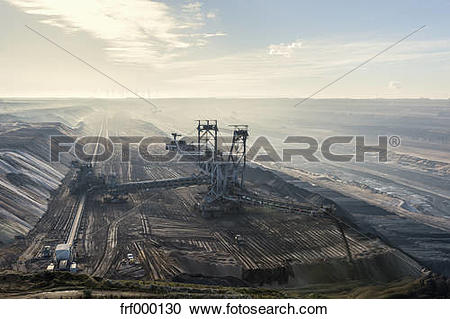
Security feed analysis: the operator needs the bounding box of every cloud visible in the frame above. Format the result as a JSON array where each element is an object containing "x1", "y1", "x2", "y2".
[
  {"x1": 206, "y1": 12, "x2": 217, "y2": 19},
  {"x1": 182, "y1": 1, "x2": 202, "y2": 13},
  {"x1": 268, "y1": 40, "x2": 302, "y2": 57},
  {"x1": 193, "y1": 32, "x2": 227, "y2": 38},
  {"x1": 7, "y1": 0, "x2": 222, "y2": 64},
  {"x1": 181, "y1": 0, "x2": 204, "y2": 26},
  {"x1": 161, "y1": 38, "x2": 450, "y2": 97},
  {"x1": 187, "y1": 32, "x2": 226, "y2": 47},
  {"x1": 389, "y1": 81, "x2": 402, "y2": 89}
]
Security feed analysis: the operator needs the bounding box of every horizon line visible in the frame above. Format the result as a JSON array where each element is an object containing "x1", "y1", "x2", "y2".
[{"x1": 0, "y1": 96, "x2": 449, "y2": 100}]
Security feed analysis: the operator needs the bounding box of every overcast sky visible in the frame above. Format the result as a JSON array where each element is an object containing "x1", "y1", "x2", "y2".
[{"x1": 1, "y1": 0, "x2": 450, "y2": 98}]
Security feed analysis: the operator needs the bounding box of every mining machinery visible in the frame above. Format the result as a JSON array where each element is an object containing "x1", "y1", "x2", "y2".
[{"x1": 79, "y1": 120, "x2": 353, "y2": 262}]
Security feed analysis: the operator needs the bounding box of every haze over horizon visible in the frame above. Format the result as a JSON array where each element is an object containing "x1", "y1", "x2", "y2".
[{"x1": 1, "y1": 0, "x2": 450, "y2": 99}]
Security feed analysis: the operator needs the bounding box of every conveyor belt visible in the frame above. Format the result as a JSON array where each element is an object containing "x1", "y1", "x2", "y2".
[
  {"x1": 226, "y1": 193, "x2": 328, "y2": 218},
  {"x1": 96, "y1": 175, "x2": 210, "y2": 194}
]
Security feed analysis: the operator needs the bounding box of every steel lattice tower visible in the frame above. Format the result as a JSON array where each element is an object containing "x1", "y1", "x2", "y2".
[
  {"x1": 196, "y1": 120, "x2": 249, "y2": 214},
  {"x1": 227, "y1": 125, "x2": 248, "y2": 188}
]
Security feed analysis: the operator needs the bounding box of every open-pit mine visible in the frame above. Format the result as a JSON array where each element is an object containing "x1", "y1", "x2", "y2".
[{"x1": 0, "y1": 99, "x2": 448, "y2": 298}]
